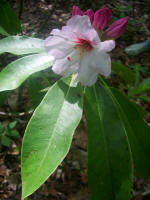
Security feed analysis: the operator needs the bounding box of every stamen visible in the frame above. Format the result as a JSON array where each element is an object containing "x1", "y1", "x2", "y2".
[{"x1": 74, "y1": 38, "x2": 94, "y2": 52}]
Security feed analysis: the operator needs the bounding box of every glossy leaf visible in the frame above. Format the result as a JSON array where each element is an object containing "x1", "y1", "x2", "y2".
[
  {"x1": 85, "y1": 83, "x2": 133, "y2": 200},
  {"x1": 112, "y1": 61, "x2": 135, "y2": 85},
  {"x1": 0, "y1": 36, "x2": 45, "y2": 55},
  {"x1": 111, "y1": 88, "x2": 150, "y2": 178},
  {"x1": 0, "y1": 53, "x2": 54, "y2": 92},
  {"x1": 21, "y1": 77, "x2": 83, "y2": 199},
  {"x1": 0, "y1": 0, "x2": 21, "y2": 35}
]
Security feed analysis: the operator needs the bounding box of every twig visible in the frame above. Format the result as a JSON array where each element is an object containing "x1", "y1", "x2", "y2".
[{"x1": 0, "y1": 110, "x2": 33, "y2": 117}]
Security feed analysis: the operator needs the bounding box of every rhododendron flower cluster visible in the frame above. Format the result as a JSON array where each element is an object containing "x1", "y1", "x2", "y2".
[{"x1": 45, "y1": 6, "x2": 128, "y2": 86}]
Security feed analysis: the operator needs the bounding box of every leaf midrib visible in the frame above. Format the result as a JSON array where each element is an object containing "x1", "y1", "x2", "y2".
[{"x1": 23, "y1": 78, "x2": 73, "y2": 182}]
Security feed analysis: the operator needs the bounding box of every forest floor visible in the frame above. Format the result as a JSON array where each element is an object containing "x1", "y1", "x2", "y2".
[{"x1": 0, "y1": 0, "x2": 150, "y2": 199}]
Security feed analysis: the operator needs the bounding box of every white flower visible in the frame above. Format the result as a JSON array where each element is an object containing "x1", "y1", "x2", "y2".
[{"x1": 45, "y1": 15, "x2": 115, "y2": 86}]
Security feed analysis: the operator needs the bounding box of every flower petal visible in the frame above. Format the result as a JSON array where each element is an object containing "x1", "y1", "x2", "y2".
[
  {"x1": 77, "y1": 54, "x2": 98, "y2": 86},
  {"x1": 91, "y1": 50, "x2": 112, "y2": 77},
  {"x1": 66, "y1": 15, "x2": 100, "y2": 42},
  {"x1": 45, "y1": 35, "x2": 73, "y2": 59},
  {"x1": 52, "y1": 50, "x2": 80, "y2": 76},
  {"x1": 99, "y1": 40, "x2": 115, "y2": 52}
]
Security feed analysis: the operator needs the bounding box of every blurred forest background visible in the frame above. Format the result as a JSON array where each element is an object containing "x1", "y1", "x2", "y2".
[{"x1": 0, "y1": 0, "x2": 150, "y2": 199}]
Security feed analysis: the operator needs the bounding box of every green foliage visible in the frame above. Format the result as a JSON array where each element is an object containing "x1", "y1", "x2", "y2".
[
  {"x1": 130, "y1": 77, "x2": 150, "y2": 96},
  {"x1": 130, "y1": 64, "x2": 150, "y2": 74},
  {"x1": 139, "y1": 96, "x2": 150, "y2": 103},
  {"x1": 26, "y1": 75, "x2": 47, "y2": 109},
  {"x1": 111, "y1": 88, "x2": 150, "y2": 178},
  {"x1": 112, "y1": 62, "x2": 150, "y2": 105},
  {"x1": 0, "y1": 91, "x2": 11, "y2": 106},
  {"x1": 0, "y1": 53, "x2": 54, "y2": 92},
  {"x1": 21, "y1": 76, "x2": 83, "y2": 199},
  {"x1": 0, "y1": 120, "x2": 19, "y2": 150},
  {"x1": 85, "y1": 83, "x2": 133, "y2": 200},
  {"x1": 0, "y1": 0, "x2": 21, "y2": 36},
  {"x1": 112, "y1": 61, "x2": 135, "y2": 85},
  {"x1": 0, "y1": 31, "x2": 150, "y2": 200},
  {"x1": 0, "y1": 36, "x2": 45, "y2": 55},
  {"x1": 25, "y1": 70, "x2": 56, "y2": 109},
  {"x1": 84, "y1": 78, "x2": 150, "y2": 199}
]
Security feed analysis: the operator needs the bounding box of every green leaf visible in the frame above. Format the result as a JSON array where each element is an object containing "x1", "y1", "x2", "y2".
[
  {"x1": 27, "y1": 75, "x2": 47, "y2": 109},
  {"x1": 139, "y1": 96, "x2": 150, "y2": 103},
  {"x1": 0, "y1": 36, "x2": 45, "y2": 55},
  {"x1": 85, "y1": 83, "x2": 133, "y2": 200},
  {"x1": 1, "y1": 135, "x2": 11, "y2": 147},
  {"x1": 130, "y1": 77, "x2": 150, "y2": 95},
  {"x1": 9, "y1": 130, "x2": 19, "y2": 138},
  {"x1": 111, "y1": 88, "x2": 150, "y2": 178},
  {"x1": 9, "y1": 121, "x2": 17, "y2": 129},
  {"x1": 0, "y1": 91, "x2": 11, "y2": 106},
  {"x1": 0, "y1": 53, "x2": 54, "y2": 92},
  {"x1": 112, "y1": 61, "x2": 135, "y2": 85},
  {"x1": 21, "y1": 76, "x2": 83, "y2": 199},
  {"x1": 0, "y1": 123, "x2": 4, "y2": 133},
  {"x1": 125, "y1": 42, "x2": 148, "y2": 56},
  {"x1": 0, "y1": 0, "x2": 21, "y2": 35},
  {"x1": 133, "y1": 102, "x2": 148, "y2": 118},
  {"x1": 0, "y1": 26, "x2": 9, "y2": 36}
]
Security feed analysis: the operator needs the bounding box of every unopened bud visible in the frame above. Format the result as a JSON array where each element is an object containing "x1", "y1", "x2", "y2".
[
  {"x1": 104, "y1": 16, "x2": 129, "y2": 39},
  {"x1": 72, "y1": 6, "x2": 83, "y2": 16},
  {"x1": 84, "y1": 9, "x2": 94, "y2": 24},
  {"x1": 94, "y1": 7, "x2": 112, "y2": 30}
]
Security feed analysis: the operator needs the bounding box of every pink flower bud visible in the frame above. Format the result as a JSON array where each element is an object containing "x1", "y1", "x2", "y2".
[
  {"x1": 104, "y1": 16, "x2": 129, "y2": 39},
  {"x1": 72, "y1": 6, "x2": 83, "y2": 16},
  {"x1": 84, "y1": 9, "x2": 94, "y2": 24},
  {"x1": 94, "y1": 7, "x2": 112, "y2": 30}
]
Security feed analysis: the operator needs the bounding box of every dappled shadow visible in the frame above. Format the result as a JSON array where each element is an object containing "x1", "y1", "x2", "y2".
[{"x1": 57, "y1": 78, "x2": 83, "y2": 109}]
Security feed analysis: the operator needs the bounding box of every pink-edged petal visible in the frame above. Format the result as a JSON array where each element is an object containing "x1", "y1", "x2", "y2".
[
  {"x1": 72, "y1": 6, "x2": 83, "y2": 16},
  {"x1": 66, "y1": 15, "x2": 100, "y2": 43}
]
